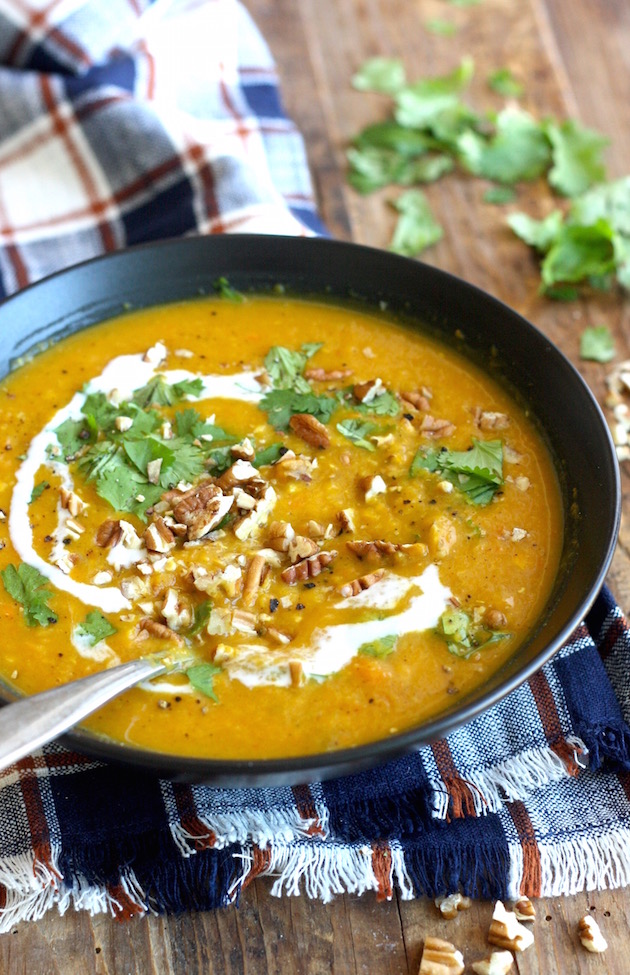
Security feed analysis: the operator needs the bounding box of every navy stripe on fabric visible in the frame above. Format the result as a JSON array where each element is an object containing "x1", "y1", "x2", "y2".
[
  {"x1": 122, "y1": 178, "x2": 197, "y2": 245},
  {"x1": 241, "y1": 82, "x2": 284, "y2": 118},
  {"x1": 322, "y1": 754, "x2": 433, "y2": 842},
  {"x1": 402, "y1": 810, "x2": 511, "y2": 900},
  {"x1": 63, "y1": 56, "x2": 136, "y2": 97}
]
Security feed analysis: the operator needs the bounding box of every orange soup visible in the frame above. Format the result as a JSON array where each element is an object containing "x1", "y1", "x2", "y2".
[{"x1": 0, "y1": 295, "x2": 563, "y2": 758}]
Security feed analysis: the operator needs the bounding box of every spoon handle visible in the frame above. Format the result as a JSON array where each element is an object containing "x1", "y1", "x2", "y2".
[{"x1": 0, "y1": 657, "x2": 167, "y2": 771}]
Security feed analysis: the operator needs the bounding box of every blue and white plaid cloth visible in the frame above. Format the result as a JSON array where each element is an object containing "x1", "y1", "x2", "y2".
[{"x1": 0, "y1": 0, "x2": 629, "y2": 927}]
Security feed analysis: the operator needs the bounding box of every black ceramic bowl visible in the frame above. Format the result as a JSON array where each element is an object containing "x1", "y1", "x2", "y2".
[{"x1": 0, "y1": 235, "x2": 620, "y2": 785}]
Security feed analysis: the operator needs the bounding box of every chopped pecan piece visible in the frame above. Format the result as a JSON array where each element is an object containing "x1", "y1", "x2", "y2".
[
  {"x1": 147, "y1": 458, "x2": 163, "y2": 485},
  {"x1": 281, "y1": 550, "x2": 337, "y2": 584},
  {"x1": 434, "y1": 892, "x2": 472, "y2": 919},
  {"x1": 471, "y1": 951, "x2": 514, "y2": 975},
  {"x1": 230, "y1": 438, "x2": 255, "y2": 461},
  {"x1": 173, "y1": 482, "x2": 234, "y2": 540},
  {"x1": 305, "y1": 367, "x2": 352, "y2": 382},
  {"x1": 513, "y1": 896, "x2": 535, "y2": 922},
  {"x1": 273, "y1": 452, "x2": 317, "y2": 482},
  {"x1": 400, "y1": 390, "x2": 431, "y2": 412},
  {"x1": 488, "y1": 901, "x2": 534, "y2": 952},
  {"x1": 289, "y1": 413, "x2": 330, "y2": 449},
  {"x1": 353, "y1": 378, "x2": 384, "y2": 403},
  {"x1": 336, "y1": 509, "x2": 355, "y2": 534},
  {"x1": 96, "y1": 519, "x2": 122, "y2": 548},
  {"x1": 578, "y1": 915, "x2": 607, "y2": 953},
  {"x1": 59, "y1": 487, "x2": 86, "y2": 517},
  {"x1": 268, "y1": 520, "x2": 296, "y2": 552},
  {"x1": 359, "y1": 474, "x2": 387, "y2": 500},
  {"x1": 420, "y1": 415, "x2": 456, "y2": 438},
  {"x1": 419, "y1": 937, "x2": 464, "y2": 975},
  {"x1": 234, "y1": 485, "x2": 277, "y2": 541},
  {"x1": 231, "y1": 608, "x2": 258, "y2": 635},
  {"x1": 161, "y1": 589, "x2": 192, "y2": 631},
  {"x1": 338, "y1": 569, "x2": 386, "y2": 598},
  {"x1": 266, "y1": 626, "x2": 292, "y2": 645},
  {"x1": 242, "y1": 554, "x2": 268, "y2": 607},
  {"x1": 476, "y1": 409, "x2": 510, "y2": 431},
  {"x1": 347, "y1": 539, "x2": 404, "y2": 561},
  {"x1": 139, "y1": 618, "x2": 182, "y2": 643},
  {"x1": 216, "y1": 460, "x2": 260, "y2": 491},
  {"x1": 288, "y1": 535, "x2": 320, "y2": 564},
  {"x1": 145, "y1": 517, "x2": 175, "y2": 554}
]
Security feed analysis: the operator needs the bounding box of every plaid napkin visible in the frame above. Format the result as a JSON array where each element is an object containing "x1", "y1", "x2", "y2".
[{"x1": 0, "y1": 0, "x2": 629, "y2": 928}]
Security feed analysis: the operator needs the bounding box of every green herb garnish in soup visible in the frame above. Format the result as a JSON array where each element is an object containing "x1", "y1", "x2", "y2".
[{"x1": 0, "y1": 296, "x2": 562, "y2": 759}]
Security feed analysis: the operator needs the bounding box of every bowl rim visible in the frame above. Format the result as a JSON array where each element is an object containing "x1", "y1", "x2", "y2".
[{"x1": 0, "y1": 233, "x2": 621, "y2": 786}]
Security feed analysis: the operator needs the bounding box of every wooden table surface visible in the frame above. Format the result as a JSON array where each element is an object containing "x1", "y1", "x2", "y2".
[{"x1": 3, "y1": 0, "x2": 630, "y2": 971}]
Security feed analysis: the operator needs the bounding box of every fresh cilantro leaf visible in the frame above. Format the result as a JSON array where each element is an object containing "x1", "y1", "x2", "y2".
[
  {"x1": 394, "y1": 57, "x2": 474, "y2": 129},
  {"x1": 189, "y1": 600, "x2": 213, "y2": 637},
  {"x1": 541, "y1": 219, "x2": 616, "y2": 288},
  {"x1": 487, "y1": 68, "x2": 523, "y2": 98},
  {"x1": 354, "y1": 388, "x2": 401, "y2": 417},
  {"x1": 186, "y1": 662, "x2": 222, "y2": 701},
  {"x1": 336, "y1": 419, "x2": 379, "y2": 450},
  {"x1": 570, "y1": 176, "x2": 630, "y2": 236},
  {"x1": 354, "y1": 121, "x2": 433, "y2": 156},
  {"x1": 545, "y1": 118, "x2": 608, "y2": 198},
  {"x1": 131, "y1": 375, "x2": 203, "y2": 409},
  {"x1": 82, "y1": 392, "x2": 120, "y2": 430},
  {"x1": 507, "y1": 210, "x2": 564, "y2": 251},
  {"x1": 124, "y1": 437, "x2": 205, "y2": 488},
  {"x1": 483, "y1": 186, "x2": 516, "y2": 205},
  {"x1": 1, "y1": 563, "x2": 58, "y2": 627},
  {"x1": 254, "y1": 443, "x2": 286, "y2": 467},
  {"x1": 214, "y1": 277, "x2": 244, "y2": 302},
  {"x1": 205, "y1": 445, "x2": 236, "y2": 474},
  {"x1": 425, "y1": 18, "x2": 457, "y2": 36},
  {"x1": 55, "y1": 417, "x2": 92, "y2": 457},
  {"x1": 95, "y1": 465, "x2": 154, "y2": 513},
  {"x1": 127, "y1": 407, "x2": 162, "y2": 436},
  {"x1": 264, "y1": 344, "x2": 322, "y2": 393},
  {"x1": 410, "y1": 438, "x2": 503, "y2": 505},
  {"x1": 30, "y1": 480, "x2": 49, "y2": 503},
  {"x1": 174, "y1": 408, "x2": 236, "y2": 444},
  {"x1": 458, "y1": 108, "x2": 550, "y2": 184},
  {"x1": 544, "y1": 284, "x2": 580, "y2": 301},
  {"x1": 389, "y1": 189, "x2": 443, "y2": 257},
  {"x1": 358, "y1": 634, "x2": 398, "y2": 658},
  {"x1": 352, "y1": 57, "x2": 407, "y2": 95},
  {"x1": 348, "y1": 147, "x2": 453, "y2": 193},
  {"x1": 580, "y1": 326, "x2": 616, "y2": 363},
  {"x1": 75, "y1": 610, "x2": 117, "y2": 645},
  {"x1": 260, "y1": 389, "x2": 338, "y2": 431},
  {"x1": 79, "y1": 441, "x2": 122, "y2": 483}
]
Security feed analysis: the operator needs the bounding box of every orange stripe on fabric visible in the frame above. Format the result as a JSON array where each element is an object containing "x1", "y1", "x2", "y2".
[
  {"x1": 171, "y1": 783, "x2": 217, "y2": 851},
  {"x1": 291, "y1": 784, "x2": 325, "y2": 838},
  {"x1": 528, "y1": 670, "x2": 582, "y2": 775},
  {"x1": 241, "y1": 845, "x2": 272, "y2": 890},
  {"x1": 507, "y1": 800, "x2": 542, "y2": 897},
  {"x1": 15, "y1": 754, "x2": 62, "y2": 882},
  {"x1": 107, "y1": 883, "x2": 145, "y2": 920},
  {"x1": 39, "y1": 75, "x2": 117, "y2": 252},
  {"x1": 5, "y1": 0, "x2": 88, "y2": 67},
  {"x1": 371, "y1": 842, "x2": 393, "y2": 902},
  {"x1": 431, "y1": 739, "x2": 485, "y2": 819}
]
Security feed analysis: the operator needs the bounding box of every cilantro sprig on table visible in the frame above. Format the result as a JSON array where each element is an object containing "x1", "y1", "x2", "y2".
[
  {"x1": 410, "y1": 438, "x2": 503, "y2": 505},
  {"x1": 348, "y1": 55, "x2": 627, "y2": 296}
]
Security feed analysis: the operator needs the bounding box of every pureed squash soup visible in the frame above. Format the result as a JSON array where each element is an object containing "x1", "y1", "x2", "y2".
[{"x1": 0, "y1": 293, "x2": 563, "y2": 760}]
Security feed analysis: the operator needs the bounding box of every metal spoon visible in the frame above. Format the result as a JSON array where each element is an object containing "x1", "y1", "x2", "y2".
[{"x1": 0, "y1": 654, "x2": 185, "y2": 770}]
